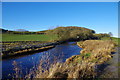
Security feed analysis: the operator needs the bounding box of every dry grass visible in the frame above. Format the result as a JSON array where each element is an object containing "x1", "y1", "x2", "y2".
[
  {"x1": 77, "y1": 40, "x2": 116, "y2": 64},
  {"x1": 12, "y1": 61, "x2": 23, "y2": 78},
  {"x1": 35, "y1": 62, "x2": 96, "y2": 78}
]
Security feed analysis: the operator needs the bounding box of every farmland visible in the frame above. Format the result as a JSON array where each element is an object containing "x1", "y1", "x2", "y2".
[{"x1": 2, "y1": 33, "x2": 57, "y2": 42}]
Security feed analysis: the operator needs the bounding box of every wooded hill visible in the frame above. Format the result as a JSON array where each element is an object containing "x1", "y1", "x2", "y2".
[{"x1": 46, "y1": 26, "x2": 110, "y2": 41}]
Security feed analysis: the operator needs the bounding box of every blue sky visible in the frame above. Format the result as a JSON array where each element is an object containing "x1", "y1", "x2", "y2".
[
  {"x1": 2, "y1": 0, "x2": 120, "y2": 2},
  {"x1": 2, "y1": 2, "x2": 118, "y2": 37}
]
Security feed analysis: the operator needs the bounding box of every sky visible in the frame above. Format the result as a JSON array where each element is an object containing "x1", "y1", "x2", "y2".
[
  {"x1": 2, "y1": 0, "x2": 120, "y2": 2},
  {"x1": 2, "y1": 2, "x2": 118, "y2": 37}
]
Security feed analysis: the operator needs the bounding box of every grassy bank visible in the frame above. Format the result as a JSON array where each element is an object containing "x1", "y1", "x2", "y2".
[
  {"x1": 2, "y1": 41, "x2": 58, "y2": 59},
  {"x1": 2, "y1": 33, "x2": 57, "y2": 41},
  {"x1": 33, "y1": 40, "x2": 116, "y2": 78}
]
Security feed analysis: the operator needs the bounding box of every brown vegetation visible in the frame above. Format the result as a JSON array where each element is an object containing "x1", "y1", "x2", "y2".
[
  {"x1": 68, "y1": 40, "x2": 116, "y2": 64},
  {"x1": 13, "y1": 45, "x2": 54, "y2": 54}
]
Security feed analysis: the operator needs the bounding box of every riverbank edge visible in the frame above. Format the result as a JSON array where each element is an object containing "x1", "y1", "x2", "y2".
[
  {"x1": 2, "y1": 41, "x2": 64, "y2": 59},
  {"x1": 65, "y1": 40, "x2": 117, "y2": 78}
]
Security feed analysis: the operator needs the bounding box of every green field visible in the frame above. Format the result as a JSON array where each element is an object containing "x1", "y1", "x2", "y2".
[
  {"x1": 2, "y1": 33, "x2": 57, "y2": 41},
  {"x1": 101, "y1": 37, "x2": 120, "y2": 46}
]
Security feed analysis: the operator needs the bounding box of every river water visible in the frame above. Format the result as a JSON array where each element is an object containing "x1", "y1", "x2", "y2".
[{"x1": 2, "y1": 42, "x2": 82, "y2": 79}]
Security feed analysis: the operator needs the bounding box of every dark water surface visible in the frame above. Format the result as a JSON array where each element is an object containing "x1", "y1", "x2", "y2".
[{"x1": 2, "y1": 42, "x2": 82, "y2": 79}]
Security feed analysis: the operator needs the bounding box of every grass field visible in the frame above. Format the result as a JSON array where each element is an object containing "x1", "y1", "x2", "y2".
[
  {"x1": 101, "y1": 37, "x2": 120, "y2": 46},
  {"x1": 2, "y1": 33, "x2": 57, "y2": 41}
]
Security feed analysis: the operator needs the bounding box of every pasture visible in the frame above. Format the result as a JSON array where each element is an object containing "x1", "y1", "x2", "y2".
[{"x1": 2, "y1": 33, "x2": 57, "y2": 41}]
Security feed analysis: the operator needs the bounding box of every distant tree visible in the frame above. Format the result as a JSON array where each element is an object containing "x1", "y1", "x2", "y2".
[
  {"x1": 108, "y1": 32, "x2": 113, "y2": 37},
  {"x1": 108, "y1": 32, "x2": 113, "y2": 40}
]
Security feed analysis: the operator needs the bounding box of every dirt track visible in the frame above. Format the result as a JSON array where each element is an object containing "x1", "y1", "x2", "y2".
[{"x1": 99, "y1": 47, "x2": 119, "y2": 78}]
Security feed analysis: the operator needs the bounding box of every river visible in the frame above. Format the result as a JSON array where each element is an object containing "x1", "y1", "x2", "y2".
[{"x1": 2, "y1": 42, "x2": 82, "y2": 79}]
